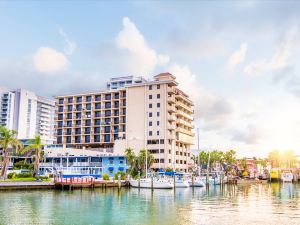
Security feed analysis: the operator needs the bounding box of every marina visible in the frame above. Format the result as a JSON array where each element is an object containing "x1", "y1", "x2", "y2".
[{"x1": 0, "y1": 183, "x2": 299, "y2": 225}]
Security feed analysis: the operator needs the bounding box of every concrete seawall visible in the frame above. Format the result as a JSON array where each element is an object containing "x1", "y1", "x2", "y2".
[{"x1": 0, "y1": 181, "x2": 55, "y2": 190}]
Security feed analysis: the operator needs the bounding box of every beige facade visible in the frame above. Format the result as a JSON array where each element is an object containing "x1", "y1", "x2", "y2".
[{"x1": 55, "y1": 73, "x2": 194, "y2": 171}]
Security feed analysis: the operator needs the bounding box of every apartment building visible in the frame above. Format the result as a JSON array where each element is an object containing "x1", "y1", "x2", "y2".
[
  {"x1": 55, "y1": 73, "x2": 194, "y2": 171},
  {"x1": 0, "y1": 88, "x2": 55, "y2": 144}
]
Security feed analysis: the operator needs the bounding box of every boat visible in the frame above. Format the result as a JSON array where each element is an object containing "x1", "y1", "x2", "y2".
[
  {"x1": 188, "y1": 177, "x2": 205, "y2": 187},
  {"x1": 281, "y1": 172, "x2": 293, "y2": 182},
  {"x1": 175, "y1": 176, "x2": 190, "y2": 188},
  {"x1": 129, "y1": 178, "x2": 173, "y2": 189}
]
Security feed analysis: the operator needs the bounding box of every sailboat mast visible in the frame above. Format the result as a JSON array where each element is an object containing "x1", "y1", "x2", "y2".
[
  {"x1": 145, "y1": 111, "x2": 148, "y2": 179},
  {"x1": 197, "y1": 128, "x2": 200, "y2": 176}
]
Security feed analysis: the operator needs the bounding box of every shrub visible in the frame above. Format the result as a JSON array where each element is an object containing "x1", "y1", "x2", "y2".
[
  {"x1": 165, "y1": 167, "x2": 173, "y2": 172},
  {"x1": 114, "y1": 171, "x2": 126, "y2": 180},
  {"x1": 102, "y1": 173, "x2": 110, "y2": 180},
  {"x1": 16, "y1": 172, "x2": 32, "y2": 178},
  {"x1": 13, "y1": 161, "x2": 33, "y2": 170},
  {"x1": 7, "y1": 172, "x2": 17, "y2": 179}
]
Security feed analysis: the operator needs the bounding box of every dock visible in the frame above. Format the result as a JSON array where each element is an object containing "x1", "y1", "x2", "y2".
[
  {"x1": 0, "y1": 181, "x2": 55, "y2": 190},
  {"x1": 54, "y1": 177, "x2": 129, "y2": 190}
]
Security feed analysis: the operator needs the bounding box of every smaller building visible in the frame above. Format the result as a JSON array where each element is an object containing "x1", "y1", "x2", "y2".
[{"x1": 39, "y1": 147, "x2": 128, "y2": 178}]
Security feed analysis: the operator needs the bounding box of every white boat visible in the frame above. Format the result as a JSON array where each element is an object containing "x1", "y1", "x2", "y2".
[
  {"x1": 281, "y1": 172, "x2": 293, "y2": 182},
  {"x1": 188, "y1": 177, "x2": 205, "y2": 187},
  {"x1": 201, "y1": 176, "x2": 221, "y2": 185},
  {"x1": 175, "y1": 178, "x2": 190, "y2": 188},
  {"x1": 130, "y1": 178, "x2": 173, "y2": 189}
]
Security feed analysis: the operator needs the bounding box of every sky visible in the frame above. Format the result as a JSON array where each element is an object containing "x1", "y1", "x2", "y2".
[{"x1": 0, "y1": 1, "x2": 300, "y2": 157}]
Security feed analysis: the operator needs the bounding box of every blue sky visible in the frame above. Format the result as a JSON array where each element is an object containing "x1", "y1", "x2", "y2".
[{"x1": 1, "y1": 1, "x2": 300, "y2": 157}]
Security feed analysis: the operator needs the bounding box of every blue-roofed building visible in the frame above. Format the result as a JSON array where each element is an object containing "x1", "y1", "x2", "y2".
[{"x1": 39, "y1": 147, "x2": 128, "y2": 178}]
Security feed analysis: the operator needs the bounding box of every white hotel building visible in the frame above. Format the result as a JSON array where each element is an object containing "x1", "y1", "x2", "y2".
[
  {"x1": 55, "y1": 73, "x2": 194, "y2": 171},
  {"x1": 0, "y1": 87, "x2": 55, "y2": 144}
]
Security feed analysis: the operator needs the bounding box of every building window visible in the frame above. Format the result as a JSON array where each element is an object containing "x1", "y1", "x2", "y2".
[
  {"x1": 157, "y1": 103, "x2": 160, "y2": 108},
  {"x1": 105, "y1": 94, "x2": 111, "y2": 100},
  {"x1": 149, "y1": 85, "x2": 152, "y2": 90},
  {"x1": 157, "y1": 84, "x2": 160, "y2": 89},
  {"x1": 86, "y1": 96, "x2": 92, "y2": 102},
  {"x1": 94, "y1": 135, "x2": 100, "y2": 142},
  {"x1": 149, "y1": 103, "x2": 152, "y2": 108},
  {"x1": 157, "y1": 94, "x2": 160, "y2": 99},
  {"x1": 149, "y1": 121, "x2": 152, "y2": 126},
  {"x1": 77, "y1": 97, "x2": 82, "y2": 103},
  {"x1": 95, "y1": 103, "x2": 101, "y2": 109},
  {"x1": 95, "y1": 95, "x2": 101, "y2": 101},
  {"x1": 149, "y1": 112, "x2": 152, "y2": 117},
  {"x1": 86, "y1": 103, "x2": 91, "y2": 110},
  {"x1": 149, "y1": 131, "x2": 152, "y2": 136},
  {"x1": 157, "y1": 112, "x2": 160, "y2": 117},
  {"x1": 149, "y1": 95, "x2": 152, "y2": 99}
]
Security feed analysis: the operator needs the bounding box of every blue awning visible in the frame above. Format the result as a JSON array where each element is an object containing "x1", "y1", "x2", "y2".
[
  {"x1": 108, "y1": 167, "x2": 114, "y2": 171},
  {"x1": 118, "y1": 167, "x2": 124, "y2": 171}
]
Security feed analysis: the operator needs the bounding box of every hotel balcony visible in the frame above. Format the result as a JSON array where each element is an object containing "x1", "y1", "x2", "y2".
[
  {"x1": 167, "y1": 96, "x2": 176, "y2": 104},
  {"x1": 167, "y1": 105, "x2": 176, "y2": 112},
  {"x1": 177, "y1": 110, "x2": 193, "y2": 121},
  {"x1": 176, "y1": 127, "x2": 194, "y2": 137},
  {"x1": 168, "y1": 124, "x2": 176, "y2": 130},
  {"x1": 167, "y1": 133, "x2": 176, "y2": 140},
  {"x1": 167, "y1": 115, "x2": 176, "y2": 121}
]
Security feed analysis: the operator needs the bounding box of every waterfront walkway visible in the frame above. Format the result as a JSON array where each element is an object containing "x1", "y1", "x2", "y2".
[{"x1": 0, "y1": 181, "x2": 54, "y2": 190}]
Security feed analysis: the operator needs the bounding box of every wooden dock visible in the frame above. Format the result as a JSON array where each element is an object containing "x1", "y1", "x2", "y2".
[{"x1": 54, "y1": 177, "x2": 129, "y2": 190}]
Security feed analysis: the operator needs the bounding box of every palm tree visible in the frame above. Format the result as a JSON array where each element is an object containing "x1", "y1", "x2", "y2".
[
  {"x1": 0, "y1": 126, "x2": 22, "y2": 178},
  {"x1": 23, "y1": 135, "x2": 44, "y2": 177}
]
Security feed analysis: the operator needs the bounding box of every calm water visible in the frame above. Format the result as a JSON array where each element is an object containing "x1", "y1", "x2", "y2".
[{"x1": 0, "y1": 183, "x2": 299, "y2": 225}]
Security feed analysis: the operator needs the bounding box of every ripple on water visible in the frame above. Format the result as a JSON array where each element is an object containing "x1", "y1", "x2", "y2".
[{"x1": 0, "y1": 183, "x2": 299, "y2": 225}]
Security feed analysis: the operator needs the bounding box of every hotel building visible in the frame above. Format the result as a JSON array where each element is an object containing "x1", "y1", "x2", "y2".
[
  {"x1": 55, "y1": 73, "x2": 194, "y2": 171},
  {"x1": 0, "y1": 87, "x2": 55, "y2": 144}
]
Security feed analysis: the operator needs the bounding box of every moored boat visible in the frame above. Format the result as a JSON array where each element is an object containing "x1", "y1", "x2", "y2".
[
  {"x1": 129, "y1": 178, "x2": 173, "y2": 189},
  {"x1": 281, "y1": 172, "x2": 293, "y2": 182}
]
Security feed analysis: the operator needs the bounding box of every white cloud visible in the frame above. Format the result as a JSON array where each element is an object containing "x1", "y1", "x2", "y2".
[
  {"x1": 33, "y1": 47, "x2": 68, "y2": 73},
  {"x1": 115, "y1": 17, "x2": 169, "y2": 76},
  {"x1": 168, "y1": 63, "x2": 237, "y2": 127},
  {"x1": 58, "y1": 28, "x2": 76, "y2": 55},
  {"x1": 244, "y1": 26, "x2": 299, "y2": 76},
  {"x1": 227, "y1": 42, "x2": 248, "y2": 73}
]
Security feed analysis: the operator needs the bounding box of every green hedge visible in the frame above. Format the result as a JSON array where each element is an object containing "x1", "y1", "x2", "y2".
[
  {"x1": 114, "y1": 171, "x2": 126, "y2": 180},
  {"x1": 7, "y1": 172, "x2": 32, "y2": 179},
  {"x1": 102, "y1": 173, "x2": 110, "y2": 180}
]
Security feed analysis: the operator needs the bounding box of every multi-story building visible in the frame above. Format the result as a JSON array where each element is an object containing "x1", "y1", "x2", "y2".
[
  {"x1": 0, "y1": 88, "x2": 55, "y2": 144},
  {"x1": 55, "y1": 73, "x2": 194, "y2": 171}
]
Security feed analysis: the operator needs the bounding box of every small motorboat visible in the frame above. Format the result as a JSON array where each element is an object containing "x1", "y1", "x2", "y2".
[{"x1": 281, "y1": 172, "x2": 293, "y2": 182}]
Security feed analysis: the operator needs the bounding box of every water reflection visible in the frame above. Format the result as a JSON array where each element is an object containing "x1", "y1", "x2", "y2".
[{"x1": 0, "y1": 183, "x2": 299, "y2": 225}]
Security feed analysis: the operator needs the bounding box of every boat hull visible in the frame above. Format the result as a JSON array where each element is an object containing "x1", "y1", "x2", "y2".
[
  {"x1": 175, "y1": 180, "x2": 190, "y2": 188},
  {"x1": 188, "y1": 180, "x2": 205, "y2": 187},
  {"x1": 130, "y1": 179, "x2": 173, "y2": 189}
]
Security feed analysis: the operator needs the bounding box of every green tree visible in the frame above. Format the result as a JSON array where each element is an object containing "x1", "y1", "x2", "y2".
[
  {"x1": 125, "y1": 148, "x2": 154, "y2": 177},
  {"x1": 240, "y1": 157, "x2": 248, "y2": 172},
  {"x1": 268, "y1": 150, "x2": 281, "y2": 168},
  {"x1": 23, "y1": 135, "x2": 44, "y2": 177},
  {"x1": 223, "y1": 150, "x2": 237, "y2": 164},
  {"x1": 0, "y1": 126, "x2": 22, "y2": 178}
]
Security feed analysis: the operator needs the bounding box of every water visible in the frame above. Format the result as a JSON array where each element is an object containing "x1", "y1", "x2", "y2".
[{"x1": 0, "y1": 183, "x2": 299, "y2": 225}]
